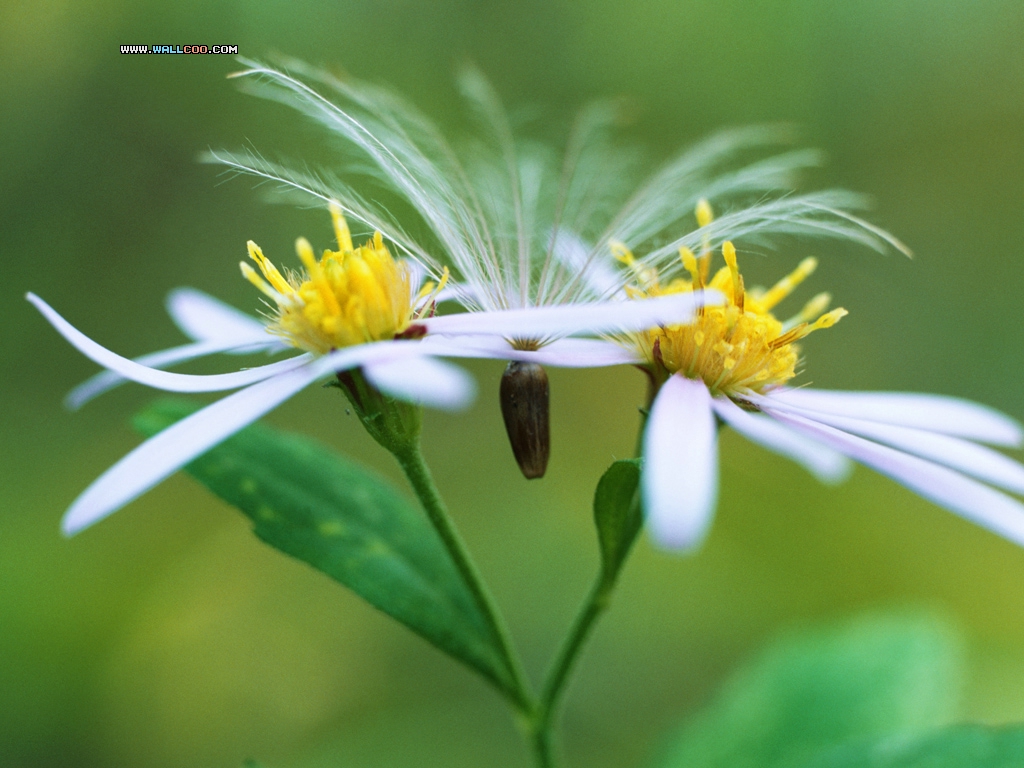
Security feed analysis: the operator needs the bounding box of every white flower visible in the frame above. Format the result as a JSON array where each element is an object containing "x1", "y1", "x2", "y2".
[
  {"x1": 621, "y1": 233, "x2": 1024, "y2": 550},
  {"x1": 30, "y1": 206, "x2": 712, "y2": 535}
]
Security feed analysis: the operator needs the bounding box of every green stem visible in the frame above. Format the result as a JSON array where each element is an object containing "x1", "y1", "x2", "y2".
[
  {"x1": 532, "y1": 728, "x2": 555, "y2": 768},
  {"x1": 530, "y1": 574, "x2": 613, "y2": 765},
  {"x1": 635, "y1": 373, "x2": 659, "y2": 457},
  {"x1": 394, "y1": 441, "x2": 535, "y2": 715},
  {"x1": 528, "y1": 381, "x2": 658, "y2": 765}
]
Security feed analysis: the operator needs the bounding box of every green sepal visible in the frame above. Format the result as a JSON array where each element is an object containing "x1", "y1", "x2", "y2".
[
  {"x1": 133, "y1": 398, "x2": 515, "y2": 695},
  {"x1": 593, "y1": 459, "x2": 643, "y2": 588},
  {"x1": 651, "y1": 613, "x2": 963, "y2": 768},
  {"x1": 332, "y1": 368, "x2": 422, "y2": 454}
]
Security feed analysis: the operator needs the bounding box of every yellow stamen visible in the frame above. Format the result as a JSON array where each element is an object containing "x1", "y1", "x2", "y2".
[
  {"x1": 721, "y1": 241, "x2": 745, "y2": 310},
  {"x1": 295, "y1": 237, "x2": 319, "y2": 275},
  {"x1": 625, "y1": 241, "x2": 845, "y2": 397},
  {"x1": 696, "y1": 198, "x2": 714, "y2": 228},
  {"x1": 769, "y1": 308, "x2": 846, "y2": 349},
  {"x1": 696, "y1": 199, "x2": 714, "y2": 281},
  {"x1": 783, "y1": 292, "x2": 831, "y2": 331},
  {"x1": 612, "y1": 240, "x2": 659, "y2": 289},
  {"x1": 330, "y1": 201, "x2": 353, "y2": 253},
  {"x1": 811, "y1": 307, "x2": 848, "y2": 330},
  {"x1": 296, "y1": 237, "x2": 342, "y2": 317},
  {"x1": 242, "y1": 209, "x2": 418, "y2": 354},
  {"x1": 759, "y1": 257, "x2": 818, "y2": 310},
  {"x1": 680, "y1": 247, "x2": 702, "y2": 287},
  {"x1": 247, "y1": 241, "x2": 292, "y2": 295},
  {"x1": 415, "y1": 281, "x2": 437, "y2": 305},
  {"x1": 240, "y1": 262, "x2": 279, "y2": 299},
  {"x1": 412, "y1": 267, "x2": 451, "y2": 319},
  {"x1": 611, "y1": 240, "x2": 634, "y2": 266}
]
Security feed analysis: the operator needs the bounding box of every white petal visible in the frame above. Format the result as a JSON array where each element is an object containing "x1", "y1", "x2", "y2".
[
  {"x1": 643, "y1": 376, "x2": 718, "y2": 550},
  {"x1": 520, "y1": 339, "x2": 642, "y2": 367},
  {"x1": 712, "y1": 396, "x2": 852, "y2": 484},
  {"x1": 767, "y1": 409, "x2": 1024, "y2": 548},
  {"x1": 551, "y1": 229, "x2": 623, "y2": 297},
  {"x1": 65, "y1": 339, "x2": 279, "y2": 410},
  {"x1": 60, "y1": 344, "x2": 413, "y2": 534},
  {"x1": 166, "y1": 288, "x2": 272, "y2": 344},
  {"x1": 434, "y1": 285, "x2": 475, "y2": 305},
  {"x1": 768, "y1": 388, "x2": 1023, "y2": 447},
  {"x1": 417, "y1": 335, "x2": 641, "y2": 367},
  {"x1": 753, "y1": 393, "x2": 1024, "y2": 495},
  {"x1": 404, "y1": 260, "x2": 428, "y2": 292},
  {"x1": 28, "y1": 293, "x2": 311, "y2": 392},
  {"x1": 363, "y1": 356, "x2": 476, "y2": 410},
  {"x1": 61, "y1": 361, "x2": 325, "y2": 534},
  {"x1": 420, "y1": 290, "x2": 724, "y2": 340}
]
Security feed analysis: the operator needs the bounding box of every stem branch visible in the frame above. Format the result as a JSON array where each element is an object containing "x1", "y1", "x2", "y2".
[
  {"x1": 528, "y1": 381, "x2": 656, "y2": 765},
  {"x1": 531, "y1": 574, "x2": 612, "y2": 762},
  {"x1": 394, "y1": 442, "x2": 535, "y2": 715}
]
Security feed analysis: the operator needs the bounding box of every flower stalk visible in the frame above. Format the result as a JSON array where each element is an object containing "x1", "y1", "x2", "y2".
[
  {"x1": 391, "y1": 437, "x2": 536, "y2": 714},
  {"x1": 530, "y1": 572, "x2": 617, "y2": 767},
  {"x1": 526, "y1": 387, "x2": 655, "y2": 766},
  {"x1": 348, "y1": 371, "x2": 647, "y2": 767}
]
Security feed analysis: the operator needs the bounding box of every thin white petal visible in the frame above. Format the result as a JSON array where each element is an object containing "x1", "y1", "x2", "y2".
[
  {"x1": 60, "y1": 344, "x2": 416, "y2": 534},
  {"x1": 65, "y1": 339, "x2": 279, "y2": 410},
  {"x1": 166, "y1": 288, "x2": 272, "y2": 344},
  {"x1": 643, "y1": 376, "x2": 718, "y2": 550},
  {"x1": 551, "y1": 229, "x2": 623, "y2": 297},
  {"x1": 28, "y1": 293, "x2": 311, "y2": 392},
  {"x1": 417, "y1": 336, "x2": 641, "y2": 367},
  {"x1": 434, "y1": 285, "x2": 474, "y2": 305},
  {"x1": 420, "y1": 290, "x2": 723, "y2": 340},
  {"x1": 712, "y1": 396, "x2": 852, "y2": 484},
  {"x1": 62, "y1": 362, "x2": 324, "y2": 534},
  {"x1": 753, "y1": 393, "x2": 1024, "y2": 495},
  {"x1": 520, "y1": 339, "x2": 642, "y2": 367},
  {"x1": 768, "y1": 388, "x2": 1023, "y2": 447},
  {"x1": 405, "y1": 261, "x2": 428, "y2": 292},
  {"x1": 363, "y1": 356, "x2": 476, "y2": 410},
  {"x1": 224, "y1": 340, "x2": 290, "y2": 356},
  {"x1": 767, "y1": 409, "x2": 1024, "y2": 547}
]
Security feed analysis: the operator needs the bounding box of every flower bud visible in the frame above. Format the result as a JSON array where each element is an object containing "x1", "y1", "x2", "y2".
[{"x1": 499, "y1": 362, "x2": 550, "y2": 479}]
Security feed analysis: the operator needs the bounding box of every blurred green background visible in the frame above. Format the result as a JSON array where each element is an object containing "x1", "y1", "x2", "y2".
[{"x1": 3, "y1": 1, "x2": 1024, "y2": 766}]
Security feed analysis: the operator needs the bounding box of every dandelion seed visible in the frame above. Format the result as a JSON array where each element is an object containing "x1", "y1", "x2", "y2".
[{"x1": 206, "y1": 60, "x2": 896, "y2": 476}]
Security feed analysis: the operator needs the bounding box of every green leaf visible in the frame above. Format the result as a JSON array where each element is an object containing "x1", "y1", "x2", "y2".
[
  {"x1": 134, "y1": 398, "x2": 515, "y2": 695},
  {"x1": 593, "y1": 459, "x2": 643, "y2": 586},
  {"x1": 651, "y1": 613, "x2": 963, "y2": 768},
  {"x1": 797, "y1": 725, "x2": 1024, "y2": 768}
]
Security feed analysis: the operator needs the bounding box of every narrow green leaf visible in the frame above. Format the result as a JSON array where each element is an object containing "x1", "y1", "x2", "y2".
[
  {"x1": 651, "y1": 613, "x2": 963, "y2": 768},
  {"x1": 593, "y1": 459, "x2": 643, "y2": 586},
  {"x1": 134, "y1": 399, "x2": 515, "y2": 694},
  {"x1": 796, "y1": 725, "x2": 1024, "y2": 768}
]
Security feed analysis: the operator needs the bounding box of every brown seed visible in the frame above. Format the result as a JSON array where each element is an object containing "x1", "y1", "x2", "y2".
[{"x1": 499, "y1": 362, "x2": 550, "y2": 479}]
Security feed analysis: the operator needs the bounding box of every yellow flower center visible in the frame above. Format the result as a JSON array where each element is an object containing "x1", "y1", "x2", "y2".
[
  {"x1": 241, "y1": 205, "x2": 445, "y2": 354},
  {"x1": 620, "y1": 201, "x2": 847, "y2": 397}
]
